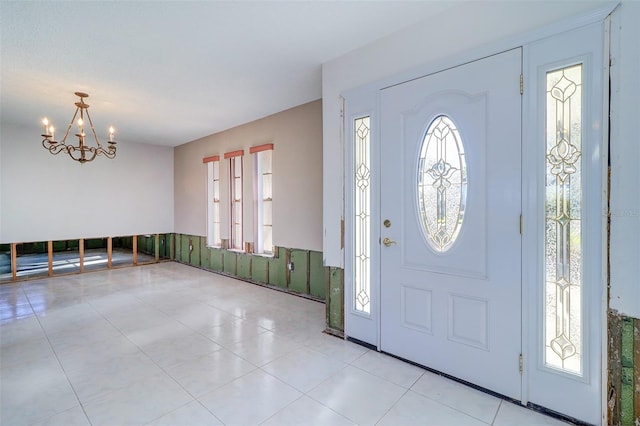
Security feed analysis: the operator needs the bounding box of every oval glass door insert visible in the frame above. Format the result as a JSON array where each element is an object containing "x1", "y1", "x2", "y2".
[{"x1": 417, "y1": 115, "x2": 467, "y2": 252}]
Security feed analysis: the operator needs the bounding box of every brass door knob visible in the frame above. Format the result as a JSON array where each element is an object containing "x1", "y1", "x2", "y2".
[{"x1": 382, "y1": 237, "x2": 397, "y2": 247}]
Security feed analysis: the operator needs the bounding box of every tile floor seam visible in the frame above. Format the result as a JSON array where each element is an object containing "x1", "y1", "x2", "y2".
[
  {"x1": 142, "y1": 397, "x2": 223, "y2": 426},
  {"x1": 302, "y1": 391, "x2": 363, "y2": 425},
  {"x1": 348, "y1": 357, "x2": 426, "y2": 390},
  {"x1": 258, "y1": 357, "x2": 344, "y2": 395},
  {"x1": 187, "y1": 360, "x2": 259, "y2": 399},
  {"x1": 257, "y1": 393, "x2": 308, "y2": 425},
  {"x1": 373, "y1": 387, "x2": 412, "y2": 425},
  {"x1": 491, "y1": 399, "x2": 504, "y2": 425},
  {"x1": 221, "y1": 332, "x2": 304, "y2": 367},
  {"x1": 299, "y1": 361, "x2": 351, "y2": 396},
  {"x1": 409, "y1": 381, "x2": 500, "y2": 425},
  {"x1": 301, "y1": 338, "x2": 371, "y2": 364},
  {"x1": 25, "y1": 289, "x2": 94, "y2": 426},
  {"x1": 256, "y1": 393, "x2": 355, "y2": 426}
]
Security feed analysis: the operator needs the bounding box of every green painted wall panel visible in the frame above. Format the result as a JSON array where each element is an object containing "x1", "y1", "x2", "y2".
[
  {"x1": 180, "y1": 234, "x2": 190, "y2": 264},
  {"x1": 237, "y1": 254, "x2": 252, "y2": 280},
  {"x1": 189, "y1": 236, "x2": 201, "y2": 268},
  {"x1": 138, "y1": 235, "x2": 154, "y2": 254},
  {"x1": 252, "y1": 256, "x2": 269, "y2": 283},
  {"x1": 113, "y1": 236, "x2": 132, "y2": 250},
  {"x1": 223, "y1": 251, "x2": 237, "y2": 275},
  {"x1": 154, "y1": 235, "x2": 160, "y2": 260},
  {"x1": 622, "y1": 318, "x2": 634, "y2": 368},
  {"x1": 268, "y1": 247, "x2": 287, "y2": 288},
  {"x1": 327, "y1": 267, "x2": 344, "y2": 331},
  {"x1": 52, "y1": 241, "x2": 65, "y2": 252},
  {"x1": 289, "y1": 249, "x2": 308, "y2": 294},
  {"x1": 52, "y1": 240, "x2": 80, "y2": 252},
  {"x1": 210, "y1": 248, "x2": 224, "y2": 271},
  {"x1": 200, "y1": 239, "x2": 211, "y2": 270},
  {"x1": 85, "y1": 238, "x2": 106, "y2": 250},
  {"x1": 309, "y1": 251, "x2": 325, "y2": 299},
  {"x1": 158, "y1": 234, "x2": 170, "y2": 259},
  {"x1": 621, "y1": 317, "x2": 636, "y2": 425},
  {"x1": 174, "y1": 234, "x2": 181, "y2": 262},
  {"x1": 608, "y1": 311, "x2": 640, "y2": 425}
]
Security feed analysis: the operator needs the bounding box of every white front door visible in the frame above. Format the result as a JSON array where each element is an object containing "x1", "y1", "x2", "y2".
[{"x1": 379, "y1": 49, "x2": 523, "y2": 399}]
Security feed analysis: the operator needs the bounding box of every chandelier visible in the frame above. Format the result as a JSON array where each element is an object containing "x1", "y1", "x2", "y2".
[{"x1": 41, "y1": 92, "x2": 116, "y2": 163}]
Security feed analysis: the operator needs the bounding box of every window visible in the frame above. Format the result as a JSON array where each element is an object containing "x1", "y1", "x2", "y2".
[
  {"x1": 418, "y1": 115, "x2": 467, "y2": 252},
  {"x1": 544, "y1": 64, "x2": 583, "y2": 375},
  {"x1": 354, "y1": 116, "x2": 371, "y2": 314},
  {"x1": 204, "y1": 155, "x2": 221, "y2": 247},
  {"x1": 225, "y1": 150, "x2": 244, "y2": 250},
  {"x1": 251, "y1": 144, "x2": 273, "y2": 255}
]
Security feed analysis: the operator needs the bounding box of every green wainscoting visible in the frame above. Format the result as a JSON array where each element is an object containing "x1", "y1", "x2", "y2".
[
  {"x1": 289, "y1": 249, "x2": 309, "y2": 294},
  {"x1": 223, "y1": 250, "x2": 237, "y2": 275},
  {"x1": 608, "y1": 310, "x2": 640, "y2": 425},
  {"x1": 309, "y1": 251, "x2": 325, "y2": 300},
  {"x1": 326, "y1": 267, "x2": 344, "y2": 334},
  {"x1": 251, "y1": 255, "x2": 269, "y2": 284},
  {"x1": 237, "y1": 253, "x2": 252, "y2": 280},
  {"x1": 199, "y1": 237, "x2": 210, "y2": 270},
  {"x1": 210, "y1": 248, "x2": 224, "y2": 272},
  {"x1": 268, "y1": 247, "x2": 287, "y2": 288}
]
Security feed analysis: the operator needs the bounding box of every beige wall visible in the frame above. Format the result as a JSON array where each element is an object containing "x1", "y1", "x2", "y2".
[{"x1": 174, "y1": 99, "x2": 323, "y2": 252}]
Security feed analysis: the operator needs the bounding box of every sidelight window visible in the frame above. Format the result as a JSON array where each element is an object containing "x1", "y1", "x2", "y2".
[
  {"x1": 354, "y1": 116, "x2": 371, "y2": 314},
  {"x1": 544, "y1": 64, "x2": 583, "y2": 375}
]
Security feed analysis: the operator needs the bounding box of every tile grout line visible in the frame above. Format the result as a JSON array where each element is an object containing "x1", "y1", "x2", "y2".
[
  {"x1": 491, "y1": 399, "x2": 504, "y2": 425},
  {"x1": 23, "y1": 280, "x2": 95, "y2": 426},
  {"x1": 373, "y1": 387, "x2": 412, "y2": 425}
]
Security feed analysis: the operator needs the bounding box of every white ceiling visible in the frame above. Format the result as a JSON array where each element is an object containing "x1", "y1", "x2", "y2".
[{"x1": 1, "y1": 1, "x2": 461, "y2": 147}]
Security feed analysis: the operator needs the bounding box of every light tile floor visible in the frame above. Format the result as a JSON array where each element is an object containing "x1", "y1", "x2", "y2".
[{"x1": 0, "y1": 262, "x2": 571, "y2": 425}]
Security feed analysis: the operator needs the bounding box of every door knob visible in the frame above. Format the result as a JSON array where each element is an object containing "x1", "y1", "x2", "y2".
[{"x1": 382, "y1": 237, "x2": 397, "y2": 247}]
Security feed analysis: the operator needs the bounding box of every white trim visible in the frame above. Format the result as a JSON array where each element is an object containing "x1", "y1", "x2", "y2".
[
  {"x1": 600, "y1": 14, "x2": 612, "y2": 426},
  {"x1": 206, "y1": 161, "x2": 221, "y2": 248}
]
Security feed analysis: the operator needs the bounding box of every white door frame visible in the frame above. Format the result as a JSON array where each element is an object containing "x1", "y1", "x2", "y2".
[{"x1": 343, "y1": 4, "x2": 615, "y2": 424}]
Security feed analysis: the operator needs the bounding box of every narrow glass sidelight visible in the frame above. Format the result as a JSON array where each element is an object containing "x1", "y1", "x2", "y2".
[
  {"x1": 354, "y1": 116, "x2": 371, "y2": 314},
  {"x1": 417, "y1": 115, "x2": 467, "y2": 253},
  {"x1": 544, "y1": 64, "x2": 583, "y2": 375}
]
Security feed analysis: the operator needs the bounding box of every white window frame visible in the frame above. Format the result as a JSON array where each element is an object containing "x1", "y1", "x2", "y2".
[
  {"x1": 251, "y1": 144, "x2": 274, "y2": 255},
  {"x1": 227, "y1": 151, "x2": 244, "y2": 251},
  {"x1": 205, "y1": 156, "x2": 221, "y2": 247}
]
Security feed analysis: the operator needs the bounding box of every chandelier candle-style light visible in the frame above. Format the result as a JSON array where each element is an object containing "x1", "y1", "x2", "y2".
[{"x1": 41, "y1": 92, "x2": 116, "y2": 163}]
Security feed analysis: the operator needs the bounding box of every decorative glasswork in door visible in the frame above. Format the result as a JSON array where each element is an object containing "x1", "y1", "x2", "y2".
[
  {"x1": 418, "y1": 115, "x2": 467, "y2": 252},
  {"x1": 354, "y1": 116, "x2": 371, "y2": 314},
  {"x1": 544, "y1": 64, "x2": 583, "y2": 374}
]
